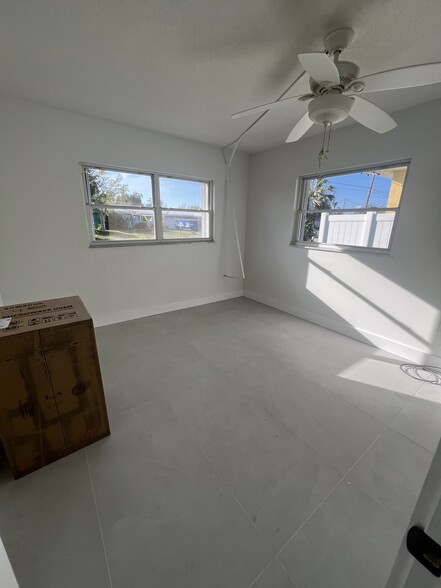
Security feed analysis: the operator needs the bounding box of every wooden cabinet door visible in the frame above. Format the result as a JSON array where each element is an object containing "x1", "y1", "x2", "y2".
[
  {"x1": 40, "y1": 324, "x2": 110, "y2": 453},
  {"x1": 0, "y1": 333, "x2": 66, "y2": 477}
]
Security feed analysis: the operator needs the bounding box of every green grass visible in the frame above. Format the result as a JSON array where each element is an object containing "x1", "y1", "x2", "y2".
[
  {"x1": 95, "y1": 228, "x2": 203, "y2": 241},
  {"x1": 162, "y1": 229, "x2": 202, "y2": 239},
  {"x1": 95, "y1": 229, "x2": 156, "y2": 241}
]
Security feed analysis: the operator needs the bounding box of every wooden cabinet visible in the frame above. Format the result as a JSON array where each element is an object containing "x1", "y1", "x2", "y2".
[{"x1": 0, "y1": 296, "x2": 110, "y2": 478}]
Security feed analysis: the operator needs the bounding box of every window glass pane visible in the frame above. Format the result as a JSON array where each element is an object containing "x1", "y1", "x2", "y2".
[
  {"x1": 86, "y1": 167, "x2": 153, "y2": 207},
  {"x1": 92, "y1": 208, "x2": 156, "y2": 241},
  {"x1": 159, "y1": 177, "x2": 209, "y2": 210},
  {"x1": 301, "y1": 210, "x2": 396, "y2": 249},
  {"x1": 305, "y1": 165, "x2": 407, "y2": 211},
  {"x1": 301, "y1": 212, "x2": 322, "y2": 242},
  {"x1": 370, "y1": 211, "x2": 396, "y2": 248},
  {"x1": 161, "y1": 211, "x2": 210, "y2": 240}
]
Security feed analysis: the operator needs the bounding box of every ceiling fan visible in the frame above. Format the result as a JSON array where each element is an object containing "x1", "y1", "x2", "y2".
[{"x1": 231, "y1": 27, "x2": 441, "y2": 143}]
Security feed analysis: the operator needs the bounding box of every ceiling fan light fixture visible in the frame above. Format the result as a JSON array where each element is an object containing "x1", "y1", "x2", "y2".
[
  {"x1": 231, "y1": 26, "x2": 441, "y2": 145},
  {"x1": 308, "y1": 94, "x2": 354, "y2": 125}
]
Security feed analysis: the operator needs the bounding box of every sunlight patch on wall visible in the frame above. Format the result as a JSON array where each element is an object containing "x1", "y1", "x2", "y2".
[{"x1": 305, "y1": 252, "x2": 440, "y2": 355}]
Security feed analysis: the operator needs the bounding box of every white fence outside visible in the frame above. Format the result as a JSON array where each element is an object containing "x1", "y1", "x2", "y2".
[{"x1": 317, "y1": 211, "x2": 395, "y2": 248}]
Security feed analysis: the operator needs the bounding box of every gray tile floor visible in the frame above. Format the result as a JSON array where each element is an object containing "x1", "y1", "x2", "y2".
[{"x1": 0, "y1": 297, "x2": 438, "y2": 587}]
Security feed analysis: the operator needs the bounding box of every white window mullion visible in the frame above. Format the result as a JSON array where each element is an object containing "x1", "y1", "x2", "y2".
[{"x1": 153, "y1": 173, "x2": 163, "y2": 242}]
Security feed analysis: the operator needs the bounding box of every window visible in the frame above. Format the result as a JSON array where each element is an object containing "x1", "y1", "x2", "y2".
[
  {"x1": 82, "y1": 165, "x2": 213, "y2": 245},
  {"x1": 293, "y1": 162, "x2": 409, "y2": 251},
  {"x1": 159, "y1": 176, "x2": 211, "y2": 240}
]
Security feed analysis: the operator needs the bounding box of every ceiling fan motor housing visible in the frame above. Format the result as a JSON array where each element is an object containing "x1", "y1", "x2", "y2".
[
  {"x1": 310, "y1": 61, "x2": 360, "y2": 94},
  {"x1": 336, "y1": 61, "x2": 360, "y2": 86},
  {"x1": 308, "y1": 94, "x2": 354, "y2": 125}
]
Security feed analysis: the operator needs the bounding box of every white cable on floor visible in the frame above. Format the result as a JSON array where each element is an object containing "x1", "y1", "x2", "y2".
[{"x1": 400, "y1": 364, "x2": 441, "y2": 385}]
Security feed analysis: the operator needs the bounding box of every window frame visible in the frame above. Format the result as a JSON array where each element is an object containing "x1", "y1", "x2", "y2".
[
  {"x1": 291, "y1": 159, "x2": 411, "y2": 254},
  {"x1": 81, "y1": 163, "x2": 214, "y2": 247},
  {"x1": 157, "y1": 174, "x2": 213, "y2": 243}
]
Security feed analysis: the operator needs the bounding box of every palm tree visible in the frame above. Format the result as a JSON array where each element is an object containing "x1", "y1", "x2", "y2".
[
  {"x1": 304, "y1": 178, "x2": 336, "y2": 241},
  {"x1": 309, "y1": 177, "x2": 336, "y2": 209}
]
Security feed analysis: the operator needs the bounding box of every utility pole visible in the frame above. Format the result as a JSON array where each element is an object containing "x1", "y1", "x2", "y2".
[{"x1": 364, "y1": 172, "x2": 377, "y2": 208}]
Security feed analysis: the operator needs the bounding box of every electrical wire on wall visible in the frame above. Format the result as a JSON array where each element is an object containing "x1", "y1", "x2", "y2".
[
  {"x1": 221, "y1": 70, "x2": 307, "y2": 281},
  {"x1": 221, "y1": 142, "x2": 246, "y2": 280},
  {"x1": 317, "y1": 121, "x2": 332, "y2": 177}
]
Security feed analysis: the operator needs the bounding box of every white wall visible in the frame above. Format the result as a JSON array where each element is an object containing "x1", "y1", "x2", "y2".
[
  {"x1": 0, "y1": 538, "x2": 18, "y2": 588},
  {"x1": 0, "y1": 97, "x2": 248, "y2": 326},
  {"x1": 244, "y1": 99, "x2": 441, "y2": 363}
]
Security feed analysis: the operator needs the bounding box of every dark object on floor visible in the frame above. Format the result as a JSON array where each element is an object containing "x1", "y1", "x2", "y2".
[
  {"x1": 407, "y1": 525, "x2": 441, "y2": 577},
  {"x1": 0, "y1": 296, "x2": 110, "y2": 478}
]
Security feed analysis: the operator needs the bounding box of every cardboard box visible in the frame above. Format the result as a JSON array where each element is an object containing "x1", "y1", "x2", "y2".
[{"x1": 0, "y1": 296, "x2": 110, "y2": 478}]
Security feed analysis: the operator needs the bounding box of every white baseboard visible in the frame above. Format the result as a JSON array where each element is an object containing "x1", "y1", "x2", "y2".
[
  {"x1": 244, "y1": 289, "x2": 437, "y2": 364},
  {"x1": 94, "y1": 289, "x2": 244, "y2": 327}
]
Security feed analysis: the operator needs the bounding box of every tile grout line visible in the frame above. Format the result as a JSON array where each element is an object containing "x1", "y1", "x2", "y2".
[
  {"x1": 246, "y1": 554, "x2": 299, "y2": 587},
  {"x1": 251, "y1": 310, "x2": 427, "y2": 425},
  {"x1": 277, "y1": 557, "x2": 299, "y2": 587},
  {"x1": 85, "y1": 449, "x2": 114, "y2": 588},
  {"x1": 196, "y1": 443, "x2": 265, "y2": 539},
  {"x1": 266, "y1": 405, "x2": 354, "y2": 476},
  {"x1": 299, "y1": 373, "x2": 418, "y2": 425},
  {"x1": 98, "y1": 301, "x2": 427, "y2": 587},
  {"x1": 386, "y1": 377, "x2": 436, "y2": 454},
  {"x1": 186, "y1": 341, "x2": 399, "y2": 587},
  {"x1": 246, "y1": 559, "x2": 273, "y2": 588},
  {"x1": 271, "y1": 401, "x2": 432, "y2": 523},
  {"x1": 387, "y1": 423, "x2": 436, "y2": 455},
  {"x1": 273, "y1": 424, "x2": 389, "y2": 562},
  {"x1": 196, "y1": 427, "x2": 303, "y2": 588},
  {"x1": 283, "y1": 354, "x2": 421, "y2": 427},
  {"x1": 109, "y1": 391, "x2": 167, "y2": 420}
]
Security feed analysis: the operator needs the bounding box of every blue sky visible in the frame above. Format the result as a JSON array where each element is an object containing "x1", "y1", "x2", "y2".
[
  {"x1": 316, "y1": 172, "x2": 393, "y2": 209},
  {"x1": 113, "y1": 171, "x2": 152, "y2": 204},
  {"x1": 159, "y1": 177, "x2": 204, "y2": 208},
  {"x1": 103, "y1": 168, "x2": 395, "y2": 210},
  {"x1": 100, "y1": 170, "x2": 204, "y2": 208}
]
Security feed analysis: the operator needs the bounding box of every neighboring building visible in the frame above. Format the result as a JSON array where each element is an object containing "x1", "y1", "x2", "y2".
[
  {"x1": 93, "y1": 209, "x2": 202, "y2": 232},
  {"x1": 379, "y1": 166, "x2": 406, "y2": 208},
  {"x1": 162, "y1": 211, "x2": 202, "y2": 232}
]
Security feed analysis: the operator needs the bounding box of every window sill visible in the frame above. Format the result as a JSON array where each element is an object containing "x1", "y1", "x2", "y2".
[
  {"x1": 89, "y1": 238, "x2": 214, "y2": 248},
  {"x1": 291, "y1": 242, "x2": 392, "y2": 255}
]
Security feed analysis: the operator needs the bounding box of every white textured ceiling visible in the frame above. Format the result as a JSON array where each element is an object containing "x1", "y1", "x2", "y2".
[{"x1": 2, "y1": 0, "x2": 441, "y2": 152}]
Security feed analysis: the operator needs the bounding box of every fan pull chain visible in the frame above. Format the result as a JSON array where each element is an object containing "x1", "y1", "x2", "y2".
[{"x1": 318, "y1": 121, "x2": 332, "y2": 176}]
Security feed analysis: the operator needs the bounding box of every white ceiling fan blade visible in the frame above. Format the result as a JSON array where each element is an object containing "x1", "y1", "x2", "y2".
[
  {"x1": 231, "y1": 93, "x2": 307, "y2": 119},
  {"x1": 286, "y1": 112, "x2": 314, "y2": 142},
  {"x1": 349, "y1": 96, "x2": 397, "y2": 133},
  {"x1": 358, "y1": 62, "x2": 441, "y2": 93},
  {"x1": 297, "y1": 52, "x2": 340, "y2": 84}
]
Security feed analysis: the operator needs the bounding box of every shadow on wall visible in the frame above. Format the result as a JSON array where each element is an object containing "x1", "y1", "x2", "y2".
[
  {"x1": 246, "y1": 235, "x2": 440, "y2": 363},
  {"x1": 305, "y1": 256, "x2": 439, "y2": 359}
]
